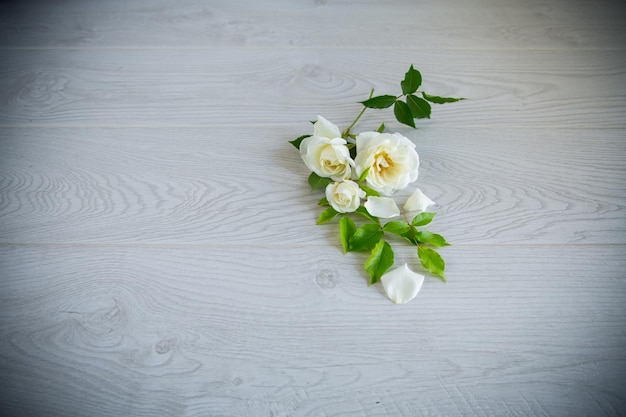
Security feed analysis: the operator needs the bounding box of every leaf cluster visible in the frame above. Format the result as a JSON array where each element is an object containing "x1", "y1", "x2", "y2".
[
  {"x1": 338, "y1": 209, "x2": 449, "y2": 285},
  {"x1": 360, "y1": 65, "x2": 464, "y2": 128},
  {"x1": 381, "y1": 212, "x2": 449, "y2": 282}
]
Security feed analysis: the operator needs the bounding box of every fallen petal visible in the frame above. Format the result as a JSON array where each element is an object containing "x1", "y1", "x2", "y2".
[
  {"x1": 404, "y1": 187, "x2": 435, "y2": 212},
  {"x1": 381, "y1": 263, "x2": 425, "y2": 304},
  {"x1": 364, "y1": 196, "x2": 400, "y2": 218}
]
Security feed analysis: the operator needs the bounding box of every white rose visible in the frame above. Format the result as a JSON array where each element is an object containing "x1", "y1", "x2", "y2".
[
  {"x1": 354, "y1": 131, "x2": 419, "y2": 195},
  {"x1": 300, "y1": 116, "x2": 354, "y2": 181},
  {"x1": 325, "y1": 180, "x2": 365, "y2": 213}
]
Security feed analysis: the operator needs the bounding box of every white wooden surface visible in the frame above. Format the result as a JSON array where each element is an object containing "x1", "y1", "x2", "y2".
[{"x1": 1, "y1": 1, "x2": 625, "y2": 416}]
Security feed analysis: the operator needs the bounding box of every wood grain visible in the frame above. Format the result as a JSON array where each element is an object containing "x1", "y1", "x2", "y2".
[
  {"x1": 0, "y1": 245, "x2": 624, "y2": 416},
  {"x1": 0, "y1": 127, "x2": 624, "y2": 245},
  {"x1": 1, "y1": 0, "x2": 625, "y2": 49},
  {"x1": 0, "y1": 49, "x2": 625, "y2": 127},
  {"x1": 0, "y1": 0, "x2": 625, "y2": 415}
]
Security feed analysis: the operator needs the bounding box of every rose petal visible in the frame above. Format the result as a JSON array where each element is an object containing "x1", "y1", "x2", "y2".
[
  {"x1": 355, "y1": 131, "x2": 379, "y2": 151},
  {"x1": 381, "y1": 263, "x2": 425, "y2": 304},
  {"x1": 403, "y1": 187, "x2": 435, "y2": 212},
  {"x1": 314, "y1": 115, "x2": 341, "y2": 139},
  {"x1": 364, "y1": 196, "x2": 400, "y2": 218}
]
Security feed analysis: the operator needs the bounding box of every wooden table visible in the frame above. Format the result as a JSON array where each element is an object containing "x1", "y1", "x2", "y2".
[{"x1": 1, "y1": 1, "x2": 625, "y2": 415}]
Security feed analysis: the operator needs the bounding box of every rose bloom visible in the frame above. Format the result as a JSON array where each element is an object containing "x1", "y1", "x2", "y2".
[
  {"x1": 354, "y1": 131, "x2": 419, "y2": 195},
  {"x1": 325, "y1": 180, "x2": 365, "y2": 213},
  {"x1": 300, "y1": 116, "x2": 354, "y2": 181}
]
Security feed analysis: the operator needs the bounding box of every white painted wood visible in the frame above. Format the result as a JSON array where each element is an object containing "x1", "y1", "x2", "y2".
[
  {"x1": 1, "y1": 0, "x2": 625, "y2": 49},
  {"x1": 1, "y1": 49, "x2": 624, "y2": 127},
  {"x1": 0, "y1": 245, "x2": 624, "y2": 417},
  {"x1": 0, "y1": 127, "x2": 624, "y2": 245},
  {"x1": 0, "y1": 0, "x2": 625, "y2": 415}
]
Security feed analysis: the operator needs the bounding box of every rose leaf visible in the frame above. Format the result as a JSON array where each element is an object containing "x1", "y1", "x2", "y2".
[
  {"x1": 393, "y1": 100, "x2": 416, "y2": 128},
  {"x1": 406, "y1": 94, "x2": 431, "y2": 119},
  {"x1": 400, "y1": 65, "x2": 422, "y2": 95},
  {"x1": 417, "y1": 246, "x2": 446, "y2": 282},
  {"x1": 365, "y1": 240, "x2": 395, "y2": 285}
]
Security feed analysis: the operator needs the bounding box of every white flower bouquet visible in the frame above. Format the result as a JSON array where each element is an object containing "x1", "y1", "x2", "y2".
[{"x1": 290, "y1": 65, "x2": 464, "y2": 303}]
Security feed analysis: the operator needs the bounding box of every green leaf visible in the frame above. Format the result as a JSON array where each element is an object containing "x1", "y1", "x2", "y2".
[
  {"x1": 289, "y1": 134, "x2": 311, "y2": 149},
  {"x1": 406, "y1": 94, "x2": 431, "y2": 119},
  {"x1": 308, "y1": 172, "x2": 332, "y2": 190},
  {"x1": 393, "y1": 100, "x2": 415, "y2": 128},
  {"x1": 318, "y1": 197, "x2": 329, "y2": 206},
  {"x1": 340, "y1": 216, "x2": 357, "y2": 254},
  {"x1": 358, "y1": 167, "x2": 370, "y2": 183},
  {"x1": 317, "y1": 207, "x2": 339, "y2": 225},
  {"x1": 411, "y1": 212, "x2": 436, "y2": 227},
  {"x1": 349, "y1": 223, "x2": 383, "y2": 252},
  {"x1": 401, "y1": 65, "x2": 422, "y2": 95},
  {"x1": 365, "y1": 240, "x2": 395, "y2": 285},
  {"x1": 422, "y1": 92, "x2": 465, "y2": 104},
  {"x1": 400, "y1": 227, "x2": 419, "y2": 246},
  {"x1": 360, "y1": 95, "x2": 397, "y2": 109},
  {"x1": 416, "y1": 231, "x2": 450, "y2": 248},
  {"x1": 376, "y1": 122, "x2": 385, "y2": 133},
  {"x1": 360, "y1": 186, "x2": 380, "y2": 197},
  {"x1": 383, "y1": 221, "x2": 411, "y2": 236},
  {"x1": 355, "y1": 206, "x2": 379, "y2": 223},
  {"x1": 418, "y1": 246, "x2": 446, "y2": 282}
]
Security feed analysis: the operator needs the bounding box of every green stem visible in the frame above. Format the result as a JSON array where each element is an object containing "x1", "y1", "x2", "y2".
[
  {"x1": 342, "y1": 88, "x2": 375, "y2": 139},
  {"x1": 401, "y1": 211, "x2": 420, "y2": 246}
]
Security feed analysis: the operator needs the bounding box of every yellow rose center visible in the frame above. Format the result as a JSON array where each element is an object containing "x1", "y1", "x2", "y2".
[{"x1": 374, "y1": 151, "x2": 394, "y2": 173}]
